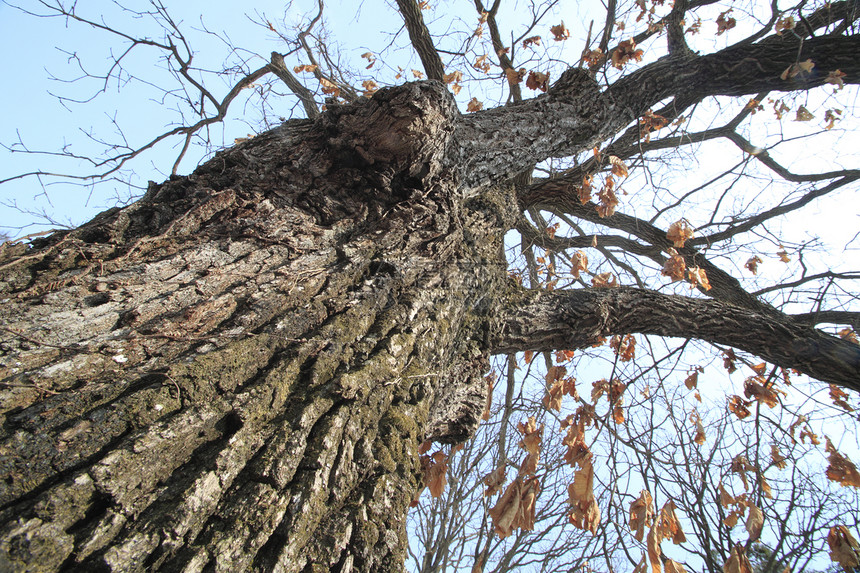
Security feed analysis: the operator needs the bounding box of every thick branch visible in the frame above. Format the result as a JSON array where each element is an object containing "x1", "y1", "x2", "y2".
[
  {"x1": 269, "y1": 52, "x2": 320, "y2": 119},
  {"x1": 395, "y1": 0, "x2": 446, "y2": 82},
  {"x1": 792, "y1": 310, "x2": 860, "y2": 329},
  {"x1": 451, "y1": 34, "x2": 860, "y2": 186},
  {"x1": 609, "y1": 34, "x2": 860, "y2": 109},
  {"x1": 490, "y1": 287, "x2": 860, "y2": 392}
]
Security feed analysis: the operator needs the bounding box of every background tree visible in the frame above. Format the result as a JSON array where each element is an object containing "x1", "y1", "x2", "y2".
[
  {"x1": 409, "y1": 347, "x2": 860, "y2": 572},
  {"x1": 1, "y1": 0, "x2": 859, "y2": 571}
]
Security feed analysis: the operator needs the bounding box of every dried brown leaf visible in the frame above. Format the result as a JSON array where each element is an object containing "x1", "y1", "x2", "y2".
[
  {"x1": 629, "y1": 489, "x2": 653, "y2": 542},
  {"x1": 827, "y1": 525, "x2": 860, "y2": 570},
  {"x1": 667, "y1": 220, "x2": 694, "y2": 248},
  {"x1": 771, "y1": 444, "x2": 787, "y2": 469},
  {"x1": 745, "y1": 503, "x2": 764, "y2": 542},
  {"x1": 570, "y1": 250, "x2": 589, "y2": 279},
  {"x1": 825, "y1": 437, "x2": 860, "y2": 488},
  {"x1": 724, "y1": 544, "x2": 753, "y2": 573}
]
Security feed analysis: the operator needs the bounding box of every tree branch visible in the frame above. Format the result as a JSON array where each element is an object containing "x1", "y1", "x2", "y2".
[
  {"x1": 692, "y1": 175, "x2": 860, "y2": 246},
  {"x1": 395, "y1": 0, "x2": 446, "y2": 82},
  {"x1": 489, "y1": 287, "x2": 860, "y2": 392},
  {"x1": 452, "y1": 34, "x2": 860, "y2": 186},
  {"x1": 269, "y1": 52, "x2": 320, "y2": 119}
]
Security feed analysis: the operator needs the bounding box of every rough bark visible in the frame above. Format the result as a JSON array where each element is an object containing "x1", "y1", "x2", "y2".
[
  {"x1": 0, "y1": 82, "x2": 511, "y2": 572},
  {"x1": 0, "y1": 24, "x2": 858, "y2": 567},
  {"x1": 489, "y1": 288, "x2": 860, "y2": 392}
]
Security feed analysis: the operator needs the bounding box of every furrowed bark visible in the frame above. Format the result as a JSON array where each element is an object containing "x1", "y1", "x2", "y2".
[
  {"x1": 0, "y1": 23, "x2": 858, "y2": 565},
  {"x1": 453, "y1": 33, "x2": 860, "y2": 187},
  {"x1": 489, "y1": 287, "x2": 860, "y2": 392},
  {"x1": 0, "y1": 82, "x2": 511, "y2": 572}
]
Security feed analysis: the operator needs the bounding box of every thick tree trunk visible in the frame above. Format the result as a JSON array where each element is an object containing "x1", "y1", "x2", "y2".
[
  {"x1": 0, "y1": 83, "x2": 509, "y2": 572},
  {"x1": 2, "y1": 66, "x2": 860, "y2": 569}
]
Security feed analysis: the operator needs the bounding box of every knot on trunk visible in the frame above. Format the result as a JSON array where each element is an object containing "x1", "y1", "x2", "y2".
[{"x1": 323, "y1": 81, "x2": 457, "y2": 184}]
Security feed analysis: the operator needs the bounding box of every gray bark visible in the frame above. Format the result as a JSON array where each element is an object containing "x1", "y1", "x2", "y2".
[
  {"x1": 0, "y1": 83, "x2": 504, "y2": 572},
  {"x1": 0, "y1": 26, "x2": 858, "y2": 568}
]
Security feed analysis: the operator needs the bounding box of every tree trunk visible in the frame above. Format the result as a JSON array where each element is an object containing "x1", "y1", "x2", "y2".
[
  {"x1": 2, "y1": 72, "x2": 860, "y2": 570},
  {"x1": 0, "y1": 83, "x2": 508, "y2": 572}
]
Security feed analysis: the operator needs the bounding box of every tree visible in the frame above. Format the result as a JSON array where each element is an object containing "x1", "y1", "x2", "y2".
[
  {"x1": 0, "y1": 0, "x2": 859, "y2": 571},
  {"x1": 408, "y1": 352, "x2": 860, "y2": 572}
]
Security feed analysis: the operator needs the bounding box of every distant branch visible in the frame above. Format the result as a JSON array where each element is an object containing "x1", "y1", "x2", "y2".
[{"x1": 692, "y1": 175, "x2": 860, "y2": 246}]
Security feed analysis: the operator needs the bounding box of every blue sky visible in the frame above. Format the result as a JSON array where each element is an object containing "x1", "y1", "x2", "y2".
[{"x1": 0, "y1": 0, "x2": 407, "y2": 237}]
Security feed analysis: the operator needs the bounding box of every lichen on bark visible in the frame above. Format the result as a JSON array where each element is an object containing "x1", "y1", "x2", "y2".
[{"x1": 0, "y1": 81, "x2": 510, "y2": 571}]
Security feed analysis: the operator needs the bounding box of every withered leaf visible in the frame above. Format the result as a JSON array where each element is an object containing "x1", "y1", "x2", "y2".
[
  {"x1": 830, "y1": 384, "x2": 854, "y2": 412},
  {"x1": 543, "y1": 378, "x2": 565, "y2": 411},
  {"x1": 658, "y1": 500, "x2": 686, "y2": 544},
  {"x1": 745, "y1": 503, "x2": 764, "y2": 542},
  {"x1": 663, "y1": 248, "x2": 687, "y2": 282},
  {"x1": 731, "y1": 455, "x2": 755, "y2": 491},
  {"x1": 687, "y1": 266, "x2": 711, "y2": 290},
  {"x1": 827, "y1": 525, "x2": 860, "y2": 570},
  {"x1": 568, "y1": 457, "x2": 600, "y2": 533},
  {"x1": 424, "y1": 451, "x2": 448, "y2": 497},
  {"x1": 466, "y1": 97, "x2": 484, "y2": 112},
  {"x1": 667, "y1": 220, "x2": 694, "y2": 248},
  {"x1": 517, "y1": 416, "x2": 543, "y2": 454},
  {"x1": 744, "y1": 376, "x2": 780, "y2": 408},
  {"x1": 611, "y1": 39, "x2": 644, "y2": 69},
  {"x1": 684, "y1": 367, "x2": 703, "y2": 390},
  {"x1": 728, "y1": 395, "x2": 752, "y2": 420},
  {"x1": 610, "y1": 334, "x2": 636, "y2": 362},
  {"x1": 550, "y1": 22, "x2": 570, "y2": 41},
  {"x1": 319, "y1": 77, "x2": 341, "y2": 97},
  {"x1": 483, "y1": 465, "x2": 506, "y2": 497},
  {"x1": 771, "y1": 444, "x2": 787, "y2": 469},
  {"x1": 482, "y1": 372, "x2": 496, "y2": 421},
  {"x1": 724, "y1": 543, "x2": 753, "y2": 573},
  {"x1": 519, "y1": 452, "x2": 539, "y2": 476},
  {"x1": 693, "y1": 414, "x2": 706, "y2": 445},
  {"x1": 629, "y1": 489, "x2": 654, "y2": 542},
  {"x1": 570, "y1": 250, "x2": 589, "y2": 279},
  {"x1": 609, "y1": 155, "x2": 629, "y2": 178},
  {"x1": 716, "y1": 9, "x2": 736, "y2": 35},
  {"x1": 592, "y1": 272, "x2": 618, "y2": 288},
  {"x1": 795, "y1": 105, "x2": 814, "y2": 121},
  {"x1": 581, "y1": 48, "x2": 604, "y2": 67},
  {"x1": 526, "y1": 70, "x2": 550, "y2": 92},
  {"x1": 775, "y1": 16, "x2": 796, "y2": 34},
  {"x1": 780, "y1": 59, "x2": 815, "y2": 80},
  {"x1": 719, "y1": 482, "x2": 736, "y2": 508},
  {"x1": 744, "y1": 255, "x2": 762, "y2": 274},
  {"x1": 596, "y1": 177, "x2": 619, "y2": 217},
  {"x1": 362, "y1": 80, "x2": 379, "y2": 96},
  {"x1": 826, "y1": 69, "x2": 847, "y2": 90},
  {"x1": 825, "y1": 437, "x2": 860, "y2": 488},
  {"x1": 522, "y1": 35, "x2": 541, "y2": 48},
  {"x1": 504, "y1": 67, "x2": 526, "y2": 86},
  {"x1": 665, "y1": 561, "x2": 688, "y2": 573},
  {"x1": 488, "y1": 478, "x2": 522, "y2": 537}
]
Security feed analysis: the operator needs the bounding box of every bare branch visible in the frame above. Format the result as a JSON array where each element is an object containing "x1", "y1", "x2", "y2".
[
  {"x1": 395, "y1": 0, "x2": 446, "y2": 82},
  {"x1": 269, "y1": 52, "x2": 320, "y2": 119},
  {"x1": 490, "y1": 287, "x2": 860, "y2": 391}
]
